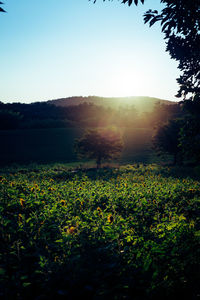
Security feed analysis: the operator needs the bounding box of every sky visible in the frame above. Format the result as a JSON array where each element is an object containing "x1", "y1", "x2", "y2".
[{"x1": 0, "y1": 0, "x2": 181, "y2": 103}]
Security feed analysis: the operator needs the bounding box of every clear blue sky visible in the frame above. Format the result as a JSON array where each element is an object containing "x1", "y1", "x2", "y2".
[{"x1": 0, "y1": 0, "x2": 180, "y2": 103}]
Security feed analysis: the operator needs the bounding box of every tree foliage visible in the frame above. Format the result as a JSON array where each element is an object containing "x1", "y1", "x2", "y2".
[
  {"x1": 0, "y1": 1, "x2": 6, "y2": 12},
  {"x1": 75, "y1": 127, "x2": 123, "y2": 168},
  {"x1": 143, "y1": 0, "x2": 200, "y2": 100},
  {"x1": 91, "y1": 0, "x2": 144, "y2": 5},
  {"x1": 153, "y1": 119, "x2": 183, "y2": 165},
  {"x1": 179, "y1": 116, "x2": 200, "y2": 164}
]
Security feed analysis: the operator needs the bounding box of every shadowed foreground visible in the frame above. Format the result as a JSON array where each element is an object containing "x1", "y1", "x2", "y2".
[{"x1": 0, "y1": 164, "x2": 200, "y2": 299}]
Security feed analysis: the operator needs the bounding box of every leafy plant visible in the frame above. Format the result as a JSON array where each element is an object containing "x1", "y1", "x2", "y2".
[{"x1": 0, "y1": 164, "x2": 200, "y2": 299}]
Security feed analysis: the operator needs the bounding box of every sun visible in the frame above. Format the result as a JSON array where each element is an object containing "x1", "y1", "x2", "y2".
[{"x1": 102, "y1": 64, "x2": 153, "y2": 98}]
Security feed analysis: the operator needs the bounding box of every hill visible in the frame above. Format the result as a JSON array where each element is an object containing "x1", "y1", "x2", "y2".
[
  {"x1": 0, "y1": 95, "x2": 180, "y2": 131},
  {"x1": 47, "y1": 96, "x2": 175, "y2": 113}
]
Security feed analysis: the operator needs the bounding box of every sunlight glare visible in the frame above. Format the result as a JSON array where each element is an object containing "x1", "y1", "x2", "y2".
[{"x1": 104, "y1": 66, "x2": 150, "y2": 97}]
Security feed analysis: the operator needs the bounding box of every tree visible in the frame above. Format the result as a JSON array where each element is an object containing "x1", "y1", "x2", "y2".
[
  {"x1": 152, "y1": 119, "x2": 183, "y2": 165},
  {"x1": 179, "y1": 115, "x2": 200, "y2": 164},
  {"x1": 143, "y1": 0, "x2": 200, "y2": 101},
  {"x1": 75, "y1": 127, "x2": 123, "y2": 168}
]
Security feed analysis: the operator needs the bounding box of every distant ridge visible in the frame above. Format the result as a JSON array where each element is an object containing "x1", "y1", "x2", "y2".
[{"x1": 47, "y1": 96, "x2": 175, "y2": 113}]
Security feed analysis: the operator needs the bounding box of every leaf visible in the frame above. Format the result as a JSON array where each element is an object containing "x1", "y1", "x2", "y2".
[
  {"x1": 26, "y1": 218, "x2": 32, "y2": 223},
  {"x1": 55, "y1": 239, "x2": 63, "y2": 243},
  {"x1": 194, "y1": 230, "x2": 200, "y2": 237},
  {"x1": 122, "y1": 0, "x2": 144, "y2": 5},
  {"x1": 23, "y1": 282, "x2": 31, "y2": 288},
  {"x1": 152, "y1": 271, "x2": 159, "y2": 280},
  {"x1": 20, "y1": 275, "x2": 28, "y2": 280},
  {"x1": 0, "y1": 7, "x2": 5, "y2": 12},
  {"x1": 126, "y1": 235, "x2": 134, "y2": 243},
  {"x1": 143, "y1": 255, "x2": 152, "y2": 271}
]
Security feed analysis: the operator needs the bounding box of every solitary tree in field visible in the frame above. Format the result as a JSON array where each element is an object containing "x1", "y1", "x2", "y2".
[{"x1": 75, "y1": 128, "x2": 123, "y2": 168}]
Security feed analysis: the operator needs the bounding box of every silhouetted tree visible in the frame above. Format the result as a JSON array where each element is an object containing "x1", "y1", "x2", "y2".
[
  {"x1": 75, "y1": 127, "x2": 123, "y2": 168},
  {"x1": 153, "y1": 119, "x2": 183, "y2": 165},
  {"x1": 179, "y1": 116, "x2": 200, "y2": 165},
  {"x1": 144, "y1": 0, "x2": 200, "y2": 101}
]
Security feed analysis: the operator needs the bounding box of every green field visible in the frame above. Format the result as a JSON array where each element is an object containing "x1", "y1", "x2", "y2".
[
  {"x1": 0, "y1": 128, "x2": 83, "y2": 165},
  {"x1": 0, "y1": 163, "x2": 200, "y2": 299},
  {"x1": 0, "y1": 128, "x2": 162, "y2": 166}
]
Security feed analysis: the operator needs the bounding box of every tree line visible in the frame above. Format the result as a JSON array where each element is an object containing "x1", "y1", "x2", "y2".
[{"x1": 0, "y1": 100, "x2": 182, "y2": 130}]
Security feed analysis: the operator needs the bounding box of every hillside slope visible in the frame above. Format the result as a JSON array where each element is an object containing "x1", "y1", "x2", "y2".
[{"x1": 47, "y1": 96, "x2": 175, "y2": 113}]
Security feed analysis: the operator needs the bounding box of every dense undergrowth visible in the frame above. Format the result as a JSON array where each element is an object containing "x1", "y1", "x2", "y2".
[{"x1": 0, "y1": 164, "x2": 200, "y2": 299}]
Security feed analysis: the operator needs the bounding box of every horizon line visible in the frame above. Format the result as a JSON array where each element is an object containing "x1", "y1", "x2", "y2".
[{"x1": 1, "y1": 95, "x2": 179, "y2": 105}]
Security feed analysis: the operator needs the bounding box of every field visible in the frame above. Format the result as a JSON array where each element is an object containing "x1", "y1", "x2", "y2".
[
  {"x1": 0, "y1": 163, "x2": 200, "y2": 299},
  {"x1": 0, "y1": 128, "x2": 83, "y2": 166},
  {"x1": 0, "y1": 127, "x2": 162, "y2": 166}
]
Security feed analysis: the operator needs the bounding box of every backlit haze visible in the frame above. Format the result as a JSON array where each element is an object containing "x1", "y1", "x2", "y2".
[{"x1": 0, "y1": 0, "x2": 180, "y2": 103}]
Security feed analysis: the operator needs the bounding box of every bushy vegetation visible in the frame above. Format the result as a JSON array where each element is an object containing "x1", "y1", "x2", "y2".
[{"x1": 0, "y1": 164, "x2": 200, "y2": 299}]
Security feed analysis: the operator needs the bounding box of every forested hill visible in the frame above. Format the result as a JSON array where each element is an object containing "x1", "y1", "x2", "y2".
[
  {"x1": 47, "y1": 96, "x2": 175, "y2": 113},
  {"x1": 0, "y1": 96, "x2": 180, "y2": 130}
]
